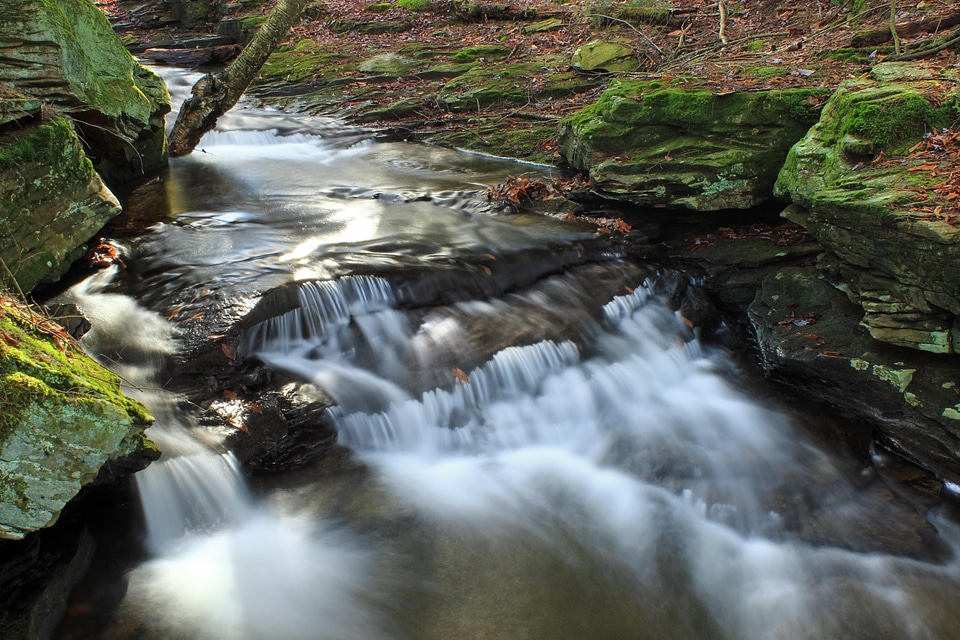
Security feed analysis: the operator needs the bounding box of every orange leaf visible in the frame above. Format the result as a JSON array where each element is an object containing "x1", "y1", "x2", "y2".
[
  {"x1": 480, "y1": 265, "x2": 492, "y2": 275},
  {"x1": 451, "y1": 367, "x2": 470, "y2": 384},
  {"x1": 223, "y1": 389, "x2": 238, "y2": 400},
  {"x1": 221, "y1": 342, "x2": 237, "y2": 361}
]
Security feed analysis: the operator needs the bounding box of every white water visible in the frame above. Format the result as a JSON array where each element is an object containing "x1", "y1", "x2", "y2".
[{"x1": 51, "y1": 66, "x2": 960, "y2": 639}]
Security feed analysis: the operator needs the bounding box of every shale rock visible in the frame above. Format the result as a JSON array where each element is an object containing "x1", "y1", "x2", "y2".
[
  {"x1": 0, "y1": 0, "x2": 170, "y2": 184},
  {"x1": 774, "y1": 63, "x2": 960, "y2": 353},
  {"x1": 748, "y1": 266, "x2": 960, "y2": 484},
  {"x1": 0, "y1": 298, "x2": 158, "y2": 541},
  {"x1": 559, "y1": 80, "x2": 827, "y2": 210}
]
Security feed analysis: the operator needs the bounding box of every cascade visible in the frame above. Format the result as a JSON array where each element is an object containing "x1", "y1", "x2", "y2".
[{"x1": 46, "y1": 65, "x2": 960, "y2": 640}]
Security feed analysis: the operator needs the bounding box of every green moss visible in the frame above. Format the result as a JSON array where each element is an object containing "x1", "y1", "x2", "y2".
[
  {"x1": 439, "y1": 61, "x2": 595, "y2": 111},
  {"x1": 0, "y1": 119, "x2": 80, "y2": 171},
  {"x1": 841, "y1": 93, "x2": 948, "y2": 150},
  {"x1": 0, "y1": 306, "x2": 152, "y2": 431},
  {"x1": 451, "y1": 45, "x2": 512, "y2": 63},
  {"x1": 365, "y1": 2, "x2": 392, "y2": 11},
  {"x1": 822, "y1": 46, "x2": 895, "y2": 64},
  {"x1": 743, "y1": 66, "x2": 785, "y2": 81},
  {"x1": 744, "y1": 39, "x2": 767, "y2": 51},
  {"x1": 429, "y1": 123, "x2": 558, "y2": 163},
  {"x1": 398, "y1": 0, "x2": 429, "y2": 10}
]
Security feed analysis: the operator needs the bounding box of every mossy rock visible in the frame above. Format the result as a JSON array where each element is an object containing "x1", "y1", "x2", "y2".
[
  {"x1": 0, "y1": 118, "x2": 120, "y2": 294},
  {"x1": 439, "y1": 60, "x2": 596, "y2": 111},
  {"x1": 329, "y1": 19, "x2": 410, "y2": 34},
  {"x1": 451, "y1": 45, "x2": 512, "y2": 63},
  {"x1": 359, "y1": 54, "x2": 419, "y2": 76},
  {"x1": 559, "y1": 79, "x2": 828, "y2": 210},
  {"x1": 0, "y1": 0, "x2": 170, "y2": 185},
  {"x1": 571, "y1": 40, "x2": 638, "y2": 73},
  {"x1": 0, "y1": 299, "x2": 158, "y2": 540},
  {"x1": 774, "y1": 63, "x2": 960, "y2": 352},
  {"x1": 365, "y1": 2, "x2": 393, "y2": 11},
  {"x1": 522, "y1": 17, "x2": 563, "y2": 33}
]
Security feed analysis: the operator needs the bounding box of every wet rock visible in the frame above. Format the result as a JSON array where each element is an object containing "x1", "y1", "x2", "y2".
[
  {"x1": 0, "y1": 118, "x2": 121, "y2": 294},
  {"x1": 747, "y1": 265, "x2": 960, "y2": 485},
  {"x1": 0, "y1": 298, "x2": 158, "y2": 541},
  {"x1": 0, "y1": 0, "x2": 170, "y2": 185},
  {"x1": 559, "y1": 81, "x2": 827, "y2": 210},
  {"x1": 774, "y1": 63, "x2": 960, "y2": 353}
]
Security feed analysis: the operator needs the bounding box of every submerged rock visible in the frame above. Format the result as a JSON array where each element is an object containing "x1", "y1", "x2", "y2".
[
  {"x1": 774, "y1": 63, "x2": 960, "y2": 353},
  {"x1": 559, "y1": 80, "x2": 827, "y2": 210},
  {"x1": 0, "y1": 118, "x2": 120, "y2": 294},
  {"x1": 0, "y1": 298, "x2": 158, "y2": 540},
  {"x1": 0, "y1": 0, "x2": 170, "y2": 184}
]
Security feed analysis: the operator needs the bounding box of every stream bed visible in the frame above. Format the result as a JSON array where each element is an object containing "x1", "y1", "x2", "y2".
[{"x1": 46, "y1": 67, "x2": 960, "y2": 640}]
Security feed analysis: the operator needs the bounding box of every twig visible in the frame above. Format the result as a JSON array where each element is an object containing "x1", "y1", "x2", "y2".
[
  {"x1": 0, "y1": 258, "x2": 27, "y2": 304},
  {"x1": 718, "y1": 0, "x2": 729, "y2": 45},
  {"x1": 887, "y1": 26, "x2": 960, "y2": 60},
  {"x1": 584, "y1": 13, "x2": 665, "y2": 56}
]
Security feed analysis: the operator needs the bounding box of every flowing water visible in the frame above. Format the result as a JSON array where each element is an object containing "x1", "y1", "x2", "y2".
[{"x1": 50, "y1": 68, "x2": 960, "y2": 639}]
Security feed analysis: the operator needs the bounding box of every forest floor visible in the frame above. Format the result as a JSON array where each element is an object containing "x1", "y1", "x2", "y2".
[{"x1": 99, "y1": 0, "x2": 960, "y2": 111}]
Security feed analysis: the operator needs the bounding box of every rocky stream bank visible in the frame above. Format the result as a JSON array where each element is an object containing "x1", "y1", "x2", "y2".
[{"x1": 3, "y1": 0, "x2": 960, "y2": 634}]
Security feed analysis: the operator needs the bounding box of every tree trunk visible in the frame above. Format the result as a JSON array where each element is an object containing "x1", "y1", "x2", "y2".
[{"x1": 168, "y1": 0, "x2": 311, "y2": 157}]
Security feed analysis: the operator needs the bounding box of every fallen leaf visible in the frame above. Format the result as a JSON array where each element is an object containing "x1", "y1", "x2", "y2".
[
  {"x1": 221, "y1": 342, "x2": 237, "y2": 361},
  {"x1": 451, "y1": 367, "x2": 470, "y2": 384},
  {"x1": 223, "y1": 389, "x2": 238, "y2": 400}
]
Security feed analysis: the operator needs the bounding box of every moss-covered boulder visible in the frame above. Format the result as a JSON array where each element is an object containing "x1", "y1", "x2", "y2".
[
  {"x1": 570, "y1": 40, "x2": 638, "y2": 72},
  {"x1": 0, "y1": 0, "x2": 170, "y2": 184},
  {"x1": 0, "y1": 118, "x2": 121, "y2": 294},
  {"x1": 558, "y1": 80, "x2": 827, "y2": 210},
  {"x1": 774, "y1": 63, "x2": 960, "y2": 353},
  {"x1": 0, "y1": 297, "x2": 158, "y2": 541}
]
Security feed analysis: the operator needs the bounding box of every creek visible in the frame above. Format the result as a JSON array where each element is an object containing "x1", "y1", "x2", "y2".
[{"x1": 50, "y1": 67, "x2": 960, "y2": 639}]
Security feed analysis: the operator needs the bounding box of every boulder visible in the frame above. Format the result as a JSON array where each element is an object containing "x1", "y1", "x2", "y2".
[
  {"x1": 0, "y1": 0, "x2": 170, "y2": 184},
  {"x1": 559, "y1": 80, "x2": 826, "y2": 210},
  {"x1": 571, "y1": 40, "x2": 638, "y2": 72},
  {"x1": 747, "y1": 265, "x2": 960, "y2": 484},
  {"x1": 0, "y1": 118, "x2": 120, "y2": 294},
  {"x1": 0, "y1": 297, "x2": 159, "y2": 541},
  {"x1": 774, "y1": 63, "x2": 960, "y2": 353}
]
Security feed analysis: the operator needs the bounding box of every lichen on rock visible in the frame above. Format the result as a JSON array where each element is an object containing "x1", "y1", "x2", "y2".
[{"x1": 0, "y1": 297, "x2": 158, "y2": 540}]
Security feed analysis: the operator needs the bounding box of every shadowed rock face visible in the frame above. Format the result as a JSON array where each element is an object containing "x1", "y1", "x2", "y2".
[
  {"x1": 0, "y1": 0, "x2": 170, "y2": 185},
  {"x1": 558, "y1": 80, "x2": 827, "y2": 211},
  {"x1": 747, "y1": 265, "x2": 960, "y2": 484},
  {"x1": 0, "y1": 298, "x2": 158, "y2": 541},
  {"x1": 775, "y1": 63, "x2": 960, "y2": 354}
]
